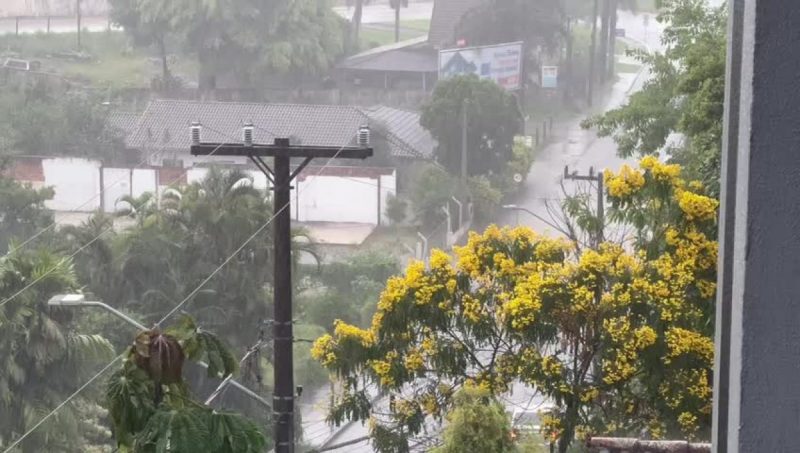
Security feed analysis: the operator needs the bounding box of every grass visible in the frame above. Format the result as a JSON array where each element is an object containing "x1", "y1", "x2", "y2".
[
  {"x1": 616, "y1": 60, "x2": 642, "y2": 74},
  {"x1": 0, "y1": 31, "x2": 195, "y2": 89},
  {"x1": 358, "y1": 18, "x2": 430, "y2": 49}
]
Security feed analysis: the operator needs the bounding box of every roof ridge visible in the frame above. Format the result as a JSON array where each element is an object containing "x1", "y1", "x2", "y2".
[{"x1": 151, "y1": 98, "x2": 364, "y2": 111}]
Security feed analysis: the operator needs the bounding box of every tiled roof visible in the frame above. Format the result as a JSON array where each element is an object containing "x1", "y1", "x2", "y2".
[
  {"x1": 105, "y1": 111, "x2": 141, "y2": 139},
  {"x1": 123, "y1": 100, "x2": 435, "y2": 160},
  {"x1": 428, "y1": 0, "x2": 488, "y2": 48},
  {"x1": 362, "y1": 106, "x2": 435, "y2": 159},
  {"x1": 294, "y1": 165, "x2": 395, "y2": 182},
  {"x1": 128, "y1": 100, "x2": 367, "y2": 151},
  {"x1": 338, "y1": 36, "x2": 437, "y2": 73}
]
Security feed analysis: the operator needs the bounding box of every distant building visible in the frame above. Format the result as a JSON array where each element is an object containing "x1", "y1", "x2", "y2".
[{"x1": 336, "y1": 0, "x2": 490, "y2": 93}]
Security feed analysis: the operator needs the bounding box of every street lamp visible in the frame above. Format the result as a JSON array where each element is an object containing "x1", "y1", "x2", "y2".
[
  {"x1": 49, "y1": 294, "x2": 146, "y2": 330},
  {"x1": 47, "y1": 294, "x2": 269, "y2": 408},
  {"x1": 501, "y1": 204, "x2": 562, "y2": 232}
]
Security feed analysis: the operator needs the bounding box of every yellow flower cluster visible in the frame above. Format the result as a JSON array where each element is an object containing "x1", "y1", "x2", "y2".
[
  {"x1": 678, "y1": 191, "x2": 719, "y2": 221},
  {"x1": 333, "y1": 319, "x2": 374, "y2": 346},
  {"x1": 602, "y1": 318, "x2": 657, "y2": 385},
  {"x1": 665, "y1": 327, "x2": 714, "y2": 364},
  {"x1": 677, "y1": 412, "x2": 699, "y2": 438},
  {"x1": 369, "y1": 351, "x2": 399, "y2": 387},
  {"x1": 404, "y1": 349, "x2": 424, "y2": 372},
  {"x1": 604, "y1": 165, "x2": 645, "y2": 198},
  {"x1": 638, "y1": 155, "x2": 682, "y2": 183},
  {"x1": 502, "y1": 272, "x2": 545, "y2": 329},
  {"x1": 310, "y1": 334, "x2": 336, "y2": 366}
]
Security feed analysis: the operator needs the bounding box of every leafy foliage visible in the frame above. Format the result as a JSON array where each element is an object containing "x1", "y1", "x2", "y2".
[
  {"x1": 109, "y1": 0, "x2": 345, "y2": 89},
  {"x1": 0, "y1": 81, "x2": 124, "y2": 159},
  {"x1": 0, "y1": 249, "x2": 115, "y2": 452},
  {"x1": 582, "y1": 0, "x2": 726, "y2": 196},
  {"x1": 0, "y1": 169, "x2": 55, "y2": 254},
  {"x1": 407, "y1": 164, "x2": 458, "y2": 229},
  {"x1": 107, "y1": 316, "x2": 265, "y2": 452},
  {"x1": 313, "y1": 159, "x2": 718, "y2": 452},
  {"x1": 455, "y1": 0, "x2": 565, "y2": 50},
  {"x1": 431, "y1": 386, "x2": 514, "y2": 453},
  {"x1": 421, "y1": 75, "x2": 522, "y2": 177}
]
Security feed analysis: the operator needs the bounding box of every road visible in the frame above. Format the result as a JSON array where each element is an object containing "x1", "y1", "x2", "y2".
[
  {"x1": 0, "y1": 15, "x2": 113, "y2": 35},
  {"x1": 498, "y1": 9, "x2": 664, "y2": 233}
]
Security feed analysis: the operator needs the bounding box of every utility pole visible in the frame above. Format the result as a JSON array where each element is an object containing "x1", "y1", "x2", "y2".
[
  {"x1": 76, "y1": 0, "x2": 82, "y2": 49},
  {"x1": 563, "y1": 165, "x2": 604, "y2": 245},
  {"x1": 461, "y1": 101, "x2": 468, "y2": 180},
  {"x1": 394, "y1": 1, "x2": 400, "y2": 43},
  {"x1": 598, "y1": 0, "x2": 611, "y2": 84},
  {"x1": 607, "y1": 0, "x2": 618, "y2": 79},
  {"x1": 564, "y1": 16, "x2": 574, "y2": 102},
  {"x1": 191, "y1": 126, "x2": 373, "y2": 453},
  {"x1": 587, "y1": 0, "x2": 599, "y2": 106}
]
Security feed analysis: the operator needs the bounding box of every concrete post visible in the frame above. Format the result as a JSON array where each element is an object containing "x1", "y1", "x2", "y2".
[{"x1": 714, "y1": 1, "x2": 800, "y2": 451}]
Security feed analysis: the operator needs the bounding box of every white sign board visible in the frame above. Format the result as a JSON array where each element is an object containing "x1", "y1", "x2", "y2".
[
  {"x1": 439, "y1": 41, "x2": 523, "y2": 91},
  {"x1": 541, "y1": 66, "x2": 558, "y2": 88}
]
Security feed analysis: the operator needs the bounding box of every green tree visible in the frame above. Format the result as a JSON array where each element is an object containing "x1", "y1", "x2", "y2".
[
  {"x1": 0, "y1": 169, "x2": 54, "y2": 254},
  {"x1": 408, "y1": 164, "x2": 457, "y2": 229},
  {"x1": 422, "y1": 75, "x2": 522, "y2": 178},
  {"x1": 108, "y1": 0, "x2": 175, "y2": 83},
  {"x1": 582, "y1": 0, "x2": 726, "y2": 195},
  {"x1": 431, "y1": 386, "x2": 515, "y2": 453},
  {"x1": 0, "y1": 81, "x2": 124, "y2": 158},
  {"x1": 455, "y1": 0, "x2": 565, "y2": 50},
  {"x1": 106, "y1": 315, "x2": 266, "y2": 451},
  {"x1": 110, "y1": 0, "x2": 346, "y2": 91},
  {"x1": 312, "y1": 159, "x2": 718, "y2": 452},
  {"x1": 0, "y1": 249, "x2": 115, "y2": 452}
]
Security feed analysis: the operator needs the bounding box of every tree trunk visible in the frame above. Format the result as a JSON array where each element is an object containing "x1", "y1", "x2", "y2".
[
  {"x1": 394, "y1": 3, "x2": 400, "y2": 43},
  {"x1": 157, "y1": 36, "x2": 170, "y2": 83},
  {"x1": 608, "y1": 0, "x2": 618, "y2": 78},
  {"x1": 352, "y1": 0, "x2": 363, "y2": 47},
  {"x1": 557, "y1": 397, "x2": 580, "y2": 453},
  {"x1": 598, "y1": 0, "x2": 611, "y2": 83},
  {"x1": 587, "y1": 0, "x2": 599, "y2": 106}
]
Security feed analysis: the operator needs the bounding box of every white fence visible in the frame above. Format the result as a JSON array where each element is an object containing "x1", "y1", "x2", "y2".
[{"x1": 9, "y1": 157, "x2": 395, "y2": 227}]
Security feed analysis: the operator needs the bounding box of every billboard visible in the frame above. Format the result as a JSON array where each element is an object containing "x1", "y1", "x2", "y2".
[{"x1": 439, "y1": 41, "x2": 523, "y2": 91}]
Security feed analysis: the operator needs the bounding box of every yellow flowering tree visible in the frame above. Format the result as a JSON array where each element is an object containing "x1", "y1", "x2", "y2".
[{"x1": 313, "y1": 158, "x2": 718, "y2": 452}]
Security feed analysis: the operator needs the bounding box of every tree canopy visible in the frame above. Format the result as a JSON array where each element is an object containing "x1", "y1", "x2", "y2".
[
  {"x1": 582, "y1": 0, "x2": 726, "y2": 196},
  {"x1": 109, "y1": 0, "x2": 346, "y2": 90},
  {"x1": 312, "y1": 158, "x2": 718, "y2": 452},
  {"x1": 421, "y1": 75, "x2": 522, "y2": 177}
]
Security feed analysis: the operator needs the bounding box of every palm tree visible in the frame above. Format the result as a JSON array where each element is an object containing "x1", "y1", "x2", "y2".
[
  {"x1": 390, "y1": 0, "x2": 408, "y2": 43},
  {"x1": 0, "y1": 249, "x2": 114, "y2": 452}
]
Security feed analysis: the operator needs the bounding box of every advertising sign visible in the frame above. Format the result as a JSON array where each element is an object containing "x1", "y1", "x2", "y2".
[
  {"x1": 439, "y1": 41, "x2": 523, "y2": 91},
  {"x1": 541, "y1": 66, "x2": 558, "y2": 88}
]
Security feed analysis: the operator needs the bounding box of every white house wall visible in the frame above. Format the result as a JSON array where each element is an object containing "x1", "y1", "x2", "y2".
[
  {"x1": 102, "y1": 168, "x2": 132, "y2": 213},
  {"x1": 296, "y1": 175, "x2": 394, "y2": 225},
  {"x1": 42, "y1": 158, "x2": 101, "y2": 212},
  {"x1": 379, "y1": 173, "x2": 397, "y2": 225},
  {"x1": 26, "y1": 157, "x2": 389, "y2": 226}
]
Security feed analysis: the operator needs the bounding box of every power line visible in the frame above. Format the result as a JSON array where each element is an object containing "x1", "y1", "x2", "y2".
[
  {"x1": 5, "y1": 128, "x2": 361, "y2": 449},
  {"x1": 1, "y1": 353, "x2": 125, "y2": 453},
  {"x1": 0, "y1": 129, "x2": 238, "y2": 311},
  {"x1": 1, "y1": 108, "x2": 197, "y2": 258}
]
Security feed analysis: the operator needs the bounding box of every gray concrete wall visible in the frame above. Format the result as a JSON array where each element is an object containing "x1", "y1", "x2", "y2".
[{"x1": 717, "y1": 0, "x2": 800, "y2": 451}]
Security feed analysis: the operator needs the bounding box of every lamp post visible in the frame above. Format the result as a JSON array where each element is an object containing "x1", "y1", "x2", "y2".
[
  {"x1": 47, "y1": 294, "x2": 269, "y2": 408},
  {"x1": 501, "y1": 204, "x2": 563, "y2": 232}
]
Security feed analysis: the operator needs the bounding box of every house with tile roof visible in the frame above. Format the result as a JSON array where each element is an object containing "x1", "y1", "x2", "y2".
[
  {"x1": 336, "y1": 0, "x2": 490, "y2": 93},
  {"x1": 117, "y1": 99, "x2": 435, "y2": 169}
]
